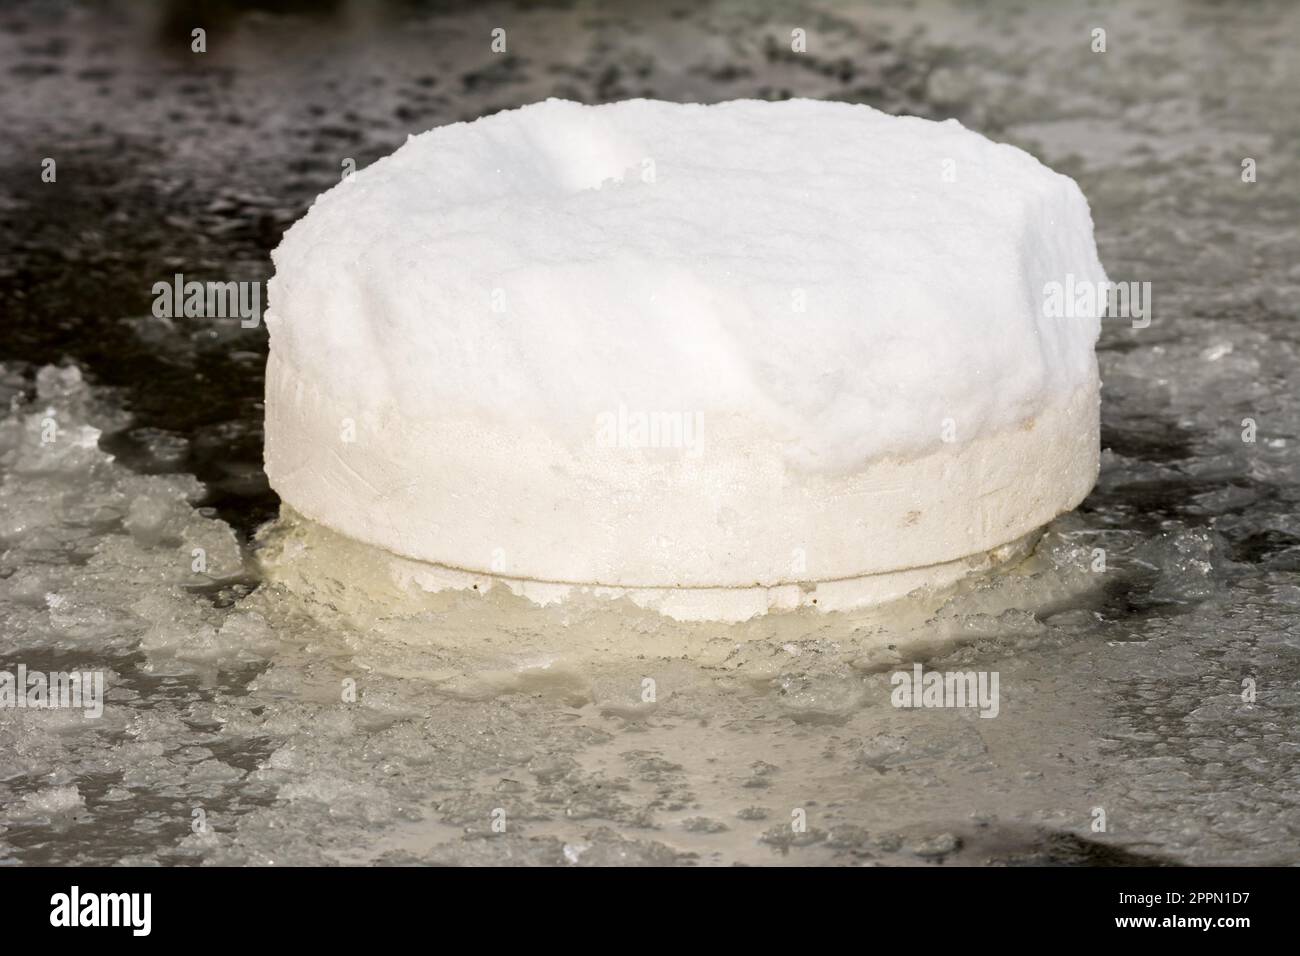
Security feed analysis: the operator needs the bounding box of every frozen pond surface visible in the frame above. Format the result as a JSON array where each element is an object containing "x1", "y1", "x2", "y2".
[{"x1": 1, "y1": 0, "x2": 1299, "y2": 865}]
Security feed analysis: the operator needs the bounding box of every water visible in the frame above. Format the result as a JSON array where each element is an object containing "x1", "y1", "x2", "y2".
[{"x1": 2, "y1": 0, "x2": 1299, "y2": 866}]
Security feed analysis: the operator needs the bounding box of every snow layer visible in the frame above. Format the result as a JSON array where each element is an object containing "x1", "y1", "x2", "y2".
[{"x1": 266, "y1": 98, "x2": 1106, "y2": 471}]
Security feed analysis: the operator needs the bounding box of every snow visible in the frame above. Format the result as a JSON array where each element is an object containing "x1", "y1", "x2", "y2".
[
  {"x1": 267, "y1": 98, "x2": 1106, "y2": 470},
  {"x1": 263, "y1": 99, "x2": 1105, "y2": 597}
]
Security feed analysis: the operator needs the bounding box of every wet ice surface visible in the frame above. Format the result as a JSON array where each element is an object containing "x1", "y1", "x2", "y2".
[
  {"x1": 2, "y1": 0, "x2": 1300, "y2": 865},
  {"x1": 3, "y1": 362, "x2": 1298, "y2": 867}
]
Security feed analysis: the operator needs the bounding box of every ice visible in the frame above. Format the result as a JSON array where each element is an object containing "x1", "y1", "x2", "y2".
[
  {"x1": 1, "y1": 357, "x2": 1296, "y2": 865},
  {"x1": 10, "y1": 786, "x2": 85, "y2": 822}
]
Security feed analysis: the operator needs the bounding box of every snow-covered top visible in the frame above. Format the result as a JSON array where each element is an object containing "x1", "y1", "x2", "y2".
[{"x1": 267, "y1": 98, "x2": 1104, "y2": 471}]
